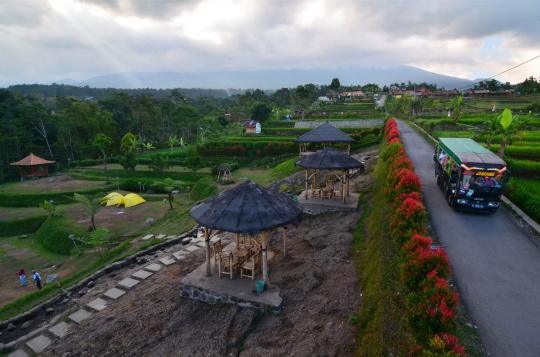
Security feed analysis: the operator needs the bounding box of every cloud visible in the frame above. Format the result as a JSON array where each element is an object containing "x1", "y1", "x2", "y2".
[{"x1": 0, "y1": 0, "x2": 539, "y2": 86}]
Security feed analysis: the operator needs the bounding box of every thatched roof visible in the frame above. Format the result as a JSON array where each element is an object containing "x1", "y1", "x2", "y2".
[
  {"x1": 10, "y1": 153, "x2": 55, "y2": 166},
  {"x1": 295, "y1": 146, "x2": 364, "y2": 170},
  {"x1": 294, "y1": 122, "x2": 355, "y2": 143},
  {"x1": 189, "y1": 180, "x2": 303, "y2": 234}
]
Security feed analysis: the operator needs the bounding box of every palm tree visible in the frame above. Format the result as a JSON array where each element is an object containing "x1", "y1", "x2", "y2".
[{"x1": 72, "y1": 193, "x2": 101, "y2": 231}]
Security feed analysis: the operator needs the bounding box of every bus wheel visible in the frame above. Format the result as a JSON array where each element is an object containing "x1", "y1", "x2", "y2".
[{"x1": 447, "y1": 193, "x2": 455, "y2": 207}]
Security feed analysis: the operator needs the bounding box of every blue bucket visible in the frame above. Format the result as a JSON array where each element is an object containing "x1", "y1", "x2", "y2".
[{"x1": 255, "y1": 280, "x2": 265, "y2": 293}]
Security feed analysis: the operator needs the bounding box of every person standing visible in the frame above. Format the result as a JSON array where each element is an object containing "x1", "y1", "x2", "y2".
[
  {"x1": 16, "y1": 269, "x2": 27, "y2": 287},
  {"x1": 32, "y1": 270, "x2": 42, "y2": 290}
]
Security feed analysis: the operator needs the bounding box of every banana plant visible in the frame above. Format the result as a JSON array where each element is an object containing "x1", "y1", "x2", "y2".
[
  {"x1": 167, "y1": 135, "x2": 179, "y2": 153},
  {"x1": 497, "y1": 108, "x2": 532, "y2": 158}
]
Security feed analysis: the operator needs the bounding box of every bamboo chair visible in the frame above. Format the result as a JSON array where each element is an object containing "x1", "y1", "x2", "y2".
[
  {"x1": 326, "y1": 180, "x2": 334, "y2": 189},
  {"x1": 333, "y1": 185, "x2": 342, "y2": 200},
  {"x1": 322, "y1": 188, "x2": 332, "y2": 199},
  {"x1": 240, "y1": 250, "x2": 262, "y2": 280},
  {"x1": 213, "y1": 239, "x2": 223, "y2": 267},
  {"x1": 218, "y1": 252, "x2": 234, "y2": 279},
  {"x1": 240, "y1": 234, "x2": 254, "y2": 250},
  {"x1": 311, "y1": 182, "x2": 321, "y2": 198}
]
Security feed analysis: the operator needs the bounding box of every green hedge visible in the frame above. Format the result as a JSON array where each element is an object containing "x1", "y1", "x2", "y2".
[
  {"x1": 0, "y1": 215, "x2": 48, "y2": 237},
  {"x1": 34, "y1": 216, "x2": 89, "y2": 255},
  {"x1": 0, "y1": 187, "x2": 106, "y2": 207},
  {"x1": 189, "y1": 176, "x2": 219, "y2": 201}
]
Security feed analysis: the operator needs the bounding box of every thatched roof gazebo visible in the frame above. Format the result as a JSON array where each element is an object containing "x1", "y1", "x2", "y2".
[
  {"x1": 294, "y1": 122, "x2": 355, "y2": 156},
  {"x1": 10, "y1": 153, "x2": 55, "y2": 179},
  {"x1": 295, "y1": 146, "x2": 364, "y2": 203},
  {"x1": 189, "y1": 180, "x2": 303, "y2": 283}
]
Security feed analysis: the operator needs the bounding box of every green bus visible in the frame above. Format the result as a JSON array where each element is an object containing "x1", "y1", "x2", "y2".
[{"x1": 434, "y1": 138, "x2": 509, "y2": 214}]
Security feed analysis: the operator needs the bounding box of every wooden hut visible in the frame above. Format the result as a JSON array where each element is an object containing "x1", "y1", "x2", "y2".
[
  {"x1": 294, "y1": 122, "x2": 355, "y2": 156},
  {"x1": 10, "y1": 153, "x2": 55, "y2": 180},
  {"x1": 295, "y1": 146, "x2": 364, "y2": 203},
  {"x1": 189, "y1": 180, "x2": 303, "y2": 283}
]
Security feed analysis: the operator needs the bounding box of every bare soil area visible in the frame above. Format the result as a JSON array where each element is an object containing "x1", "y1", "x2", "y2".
[
  {"x1": 35, "y1": 210, "x2": 363, "y2": 357},
  {"x1": 30, "y1": 151, "x2": 379, "y2": 357}
]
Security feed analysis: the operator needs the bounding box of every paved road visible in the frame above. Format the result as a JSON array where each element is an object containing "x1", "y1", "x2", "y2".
[{"x1": 396, "y1": 120, "x2": 540, "y2": 357}]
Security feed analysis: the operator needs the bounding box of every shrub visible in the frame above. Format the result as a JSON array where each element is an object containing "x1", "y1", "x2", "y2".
[
  {"x1": 402, "y1": 247, "x2": 451, "y2": 291},
  {"x1": 0, "y1": 215, "x2": 48, "y2": 237},
  {"x1": 189, "y1": 177, "x2": 218, "y2": 201},
  {"x1": 389, "y1": 197, "x2": 426, "y2": 247},
  {"x1": 35, "y1": 216, "x2": 89, "y2": 255},
  {"x1": 407, "y1": 271, "x2": 459, "y2": 336},
  {"x1": 382, "y1": 141, "x2": 405, "y2": 161},
  {"x1": 411, "y1": 334, "x2": 466, "y2": 357}
]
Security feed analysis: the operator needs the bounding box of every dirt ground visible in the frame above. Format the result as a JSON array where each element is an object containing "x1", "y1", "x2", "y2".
[{"x1": 19, "y1": 149, "x2": 378, "y2": 357}]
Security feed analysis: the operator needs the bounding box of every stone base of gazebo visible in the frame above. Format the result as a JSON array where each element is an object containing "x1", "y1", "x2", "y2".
[
  {"x1": 179, "y1": 249, "x2": 282, "y2": 314},
  {"x1": 297, "y1": 191, "x2": 359, "y2": 215}
]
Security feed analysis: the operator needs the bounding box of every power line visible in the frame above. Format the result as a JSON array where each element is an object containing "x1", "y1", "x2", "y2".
[{"x1": 457, "y1": 53, "x2": 540, "y2": 91}]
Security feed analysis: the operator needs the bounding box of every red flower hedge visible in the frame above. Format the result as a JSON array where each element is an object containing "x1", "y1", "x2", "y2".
[
  {"x1": 402, "y1": 247, "x2": 451, "y2": 291},
  {"x1": 384, "y1": 118, "x2": 464, "y2": 354},
  {"x1": 407, "y1": 270, "x2": 459, "y2": 335},
  {"x1": 389, "y1": 197, "x2": 427, "y2": 246}
]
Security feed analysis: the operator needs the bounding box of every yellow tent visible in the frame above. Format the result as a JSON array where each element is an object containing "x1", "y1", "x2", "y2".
[
  {"x1": 101, "y1": 192, "x2": 125, "y2": 206},
  {"x1": 118, "y1": 193, "x2": 146, "y2": 208}
]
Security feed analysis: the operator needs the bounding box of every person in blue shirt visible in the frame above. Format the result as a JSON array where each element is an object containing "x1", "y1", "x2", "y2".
[{"x1": 32, "y1": 270, "x2": 42, "y2": 290}]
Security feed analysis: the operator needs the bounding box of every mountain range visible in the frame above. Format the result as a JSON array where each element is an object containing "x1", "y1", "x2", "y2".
[{"x1": 53, "y1": 65, "x2": 476, "y2": 91}]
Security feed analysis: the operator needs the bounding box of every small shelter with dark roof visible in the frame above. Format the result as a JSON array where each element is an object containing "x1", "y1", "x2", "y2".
[
  {"x1": 10, "y1": 153, "x2": 55, "y2": 180},
  {"x1": 216, "y1": 165, "x2": 233, "y2": 182},
  {"x1": 295, "y1": 146, "x2": 364, "y2": 203},
  {"x1": 189, "y1": 180, "x2": 303, "y2": 283},
  {"x1": 294, "y1": 122, "x2": 355, "y2": 156}
]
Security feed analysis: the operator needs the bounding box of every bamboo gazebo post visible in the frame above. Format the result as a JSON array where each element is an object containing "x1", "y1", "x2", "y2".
[
  {"x1": 262, "y1": 230, "x2": 269, "y2": 283},
  {"x1": 305, "y1": 168, "x2": 309, "y2": 199},
  {"x1": 204, "y1": 227, "x2": 211, "y2": 277}
]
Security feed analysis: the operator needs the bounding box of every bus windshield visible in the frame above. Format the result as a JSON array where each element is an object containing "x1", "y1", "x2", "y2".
[{"x1": 459, "y1": 170, "x2": 503, "y2": 193}]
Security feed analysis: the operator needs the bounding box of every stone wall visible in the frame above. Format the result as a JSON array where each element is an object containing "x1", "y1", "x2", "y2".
[
  {"x1": 294, "y1": 120, "x2": 384, "y2": 129},
  {"x1": 179, "y1": 283, "x2": 282, "y2": 314},
  {"x1": 300, "y1": 202, "x2": 358, "y2": 215}
]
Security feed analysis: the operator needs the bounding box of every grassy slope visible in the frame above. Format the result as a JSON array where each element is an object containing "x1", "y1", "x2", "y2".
[{"x1": 354, "y1": 148, "x2": 414, "y2": 356}]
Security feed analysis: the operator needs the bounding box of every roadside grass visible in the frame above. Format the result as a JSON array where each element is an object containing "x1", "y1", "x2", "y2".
[
  {"x1": 404, "y1": 120, "x2": 437, "y2": 146},
  {"x1": 354, "y1": 154, "x2": 414, "y2": 356}
]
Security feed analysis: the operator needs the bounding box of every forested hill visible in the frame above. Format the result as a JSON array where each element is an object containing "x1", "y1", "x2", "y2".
[{"x1": 5, "y1": 84, "x2": 229, "y2": 101}]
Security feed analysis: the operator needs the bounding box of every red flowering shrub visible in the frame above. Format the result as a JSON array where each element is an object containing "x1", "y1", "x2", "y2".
[
  {"x1": 390, "y1": 197, "x2": 426, "y2": 246},
  {"x1": 410, "y1": 333, "x2": 466, "y2": 356},
  {"x1": 382, "y1": 141, "x2": 405, "y2": 161},
  {"x1": 400, "y1": 234, "x2": 432, "y2": 257},
  {"x1": 386, "y1": 168, "x2": 423, "y2": 204},
  {"x1": 402, "y1": 247, "x2": 451, "y2": 290},
  {"x1": 407, "y1": 270, "x2": 459, "y2": 335},
  {"x1": 389, "y1": 156, "x2": 415, "y2": 175},
  {"x1": 224, "y1": 144, "x2": 246, "y2": 157},
  {"x1": 386, "y1": 127, "x2": 401, "y2": 141},
  {"x1": 387, "y1": 137, "x2": 402, "y2": 146}
]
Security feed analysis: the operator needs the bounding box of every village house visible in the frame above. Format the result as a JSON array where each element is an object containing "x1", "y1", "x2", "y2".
[{"x1": 242, "y1": 120, "x2": 261, "y2": 134}]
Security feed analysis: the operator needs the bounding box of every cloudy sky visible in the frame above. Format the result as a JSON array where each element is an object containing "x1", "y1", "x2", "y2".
[{"x1": 1, "y1": 0, "x2": 539, "y2": 87}]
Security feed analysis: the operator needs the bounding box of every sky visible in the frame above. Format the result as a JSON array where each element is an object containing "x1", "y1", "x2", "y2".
[{"x1": 1, "y1": 0, "x2": 539, "y2": 88}]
